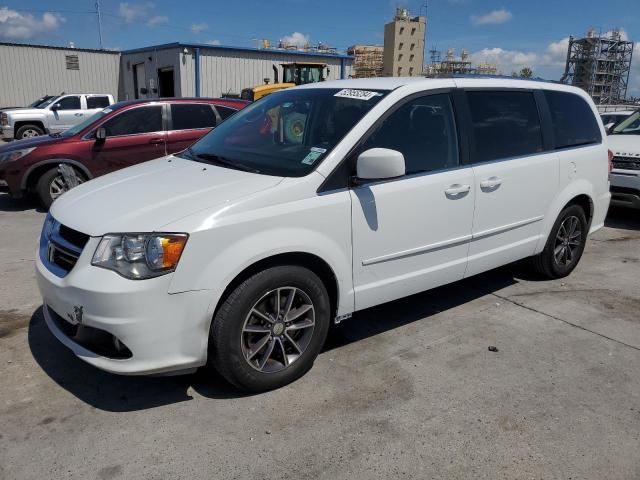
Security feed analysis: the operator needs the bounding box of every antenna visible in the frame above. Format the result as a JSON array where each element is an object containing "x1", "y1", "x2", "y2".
[{"x1": 95, "y1": 0, "x2": 104, "y2": 49}]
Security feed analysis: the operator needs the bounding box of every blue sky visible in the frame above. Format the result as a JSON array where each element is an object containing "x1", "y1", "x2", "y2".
[{"x1": 1, "y1": 0, "x2": 639, "y2": 94}]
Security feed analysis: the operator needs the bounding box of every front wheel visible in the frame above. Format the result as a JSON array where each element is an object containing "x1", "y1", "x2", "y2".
[
  {"x1": 16, "y1": 124, "x2": 44, "y2": 139},
  {"x1": 532, "y1": 204, "x2": 588, "y2": 279},
  {"x1": 209, "y1": 266, "x2": 331, "y2": 392},
  {"x1": 35, "y1": 166, "x2": 85, "y2": 209}
]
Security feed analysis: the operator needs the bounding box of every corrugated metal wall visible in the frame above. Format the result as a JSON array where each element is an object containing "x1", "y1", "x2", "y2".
[
  {"x1": 119, "y1": 48, "x2": 182, "y2": 100},
  {"x1": 120, "y1": 47, "x2": 353, "y2": 99},
  {"x1": 180, "y1": 49, "x2": 354, "y2": 97},
  {"x1": 0, "y1": 44, "x2": 120, "y2": 107}
]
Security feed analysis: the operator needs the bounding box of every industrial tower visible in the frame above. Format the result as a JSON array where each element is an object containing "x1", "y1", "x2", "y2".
[{"x1": 561, "y1": 29, "x2": 634, "y2": 105}]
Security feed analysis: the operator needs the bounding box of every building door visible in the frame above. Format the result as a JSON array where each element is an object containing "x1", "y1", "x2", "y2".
[
  {"x1": 133, "y1": 63, "x2": 147, "y2": 99},
  {"x1": 158, "y1": 67, "x2": 175, "y2": 97}
]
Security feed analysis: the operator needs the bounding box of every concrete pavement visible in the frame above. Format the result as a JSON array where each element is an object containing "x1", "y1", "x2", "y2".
[{"x1": 1, "y1": 194, "x2": 639, "y2": 479}]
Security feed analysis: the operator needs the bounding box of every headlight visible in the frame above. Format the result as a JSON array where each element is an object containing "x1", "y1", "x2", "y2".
[
  {"x1": 92, "y1": 233, "x2": 188, "y2": 280},
  {"x1": 0, "y1": 147, "x2": 36, "y2": 163}
]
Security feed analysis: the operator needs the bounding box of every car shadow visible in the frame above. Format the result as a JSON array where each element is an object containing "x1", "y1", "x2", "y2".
[
  {"x1": 28, "y1": 265, "x2": 525, "y2": 412},
  {"x1": 605, "y1": 206, "x2": 640, "y2": 231},
  {"x1": 0, "y1": 193, "x2": 46, "y2": 213}
]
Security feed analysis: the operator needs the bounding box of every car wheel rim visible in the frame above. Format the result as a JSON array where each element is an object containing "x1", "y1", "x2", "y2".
[
  {"x1": 554, "y1": 215, "x2": 582, "y2": 267},
  {"x1": 49, "y1": 175, "x2": 83, "y2": 200},
  {"x1": 241, "y1": 286, "x2": 315, "y2": 373},
  {"x1": 23, "y1": 129, "x2": 40, "y2": 138}
]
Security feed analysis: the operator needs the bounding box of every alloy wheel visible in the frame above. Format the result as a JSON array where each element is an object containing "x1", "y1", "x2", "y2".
[
  {"x1": 554, "y1": 215, "x2": 582, "y2": 267},
  {"x1": 49, "y1": 174, "x2": 84, "y2": 200},
  {"x1": 22, "y1": 128, "x2": 40, "y2": 138},
  {"x1": 241, "y1": 287, "x2": 315, "y2": 373}
]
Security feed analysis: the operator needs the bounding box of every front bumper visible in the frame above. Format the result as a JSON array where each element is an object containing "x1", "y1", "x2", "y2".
[
  {"x1": 610, "y1": 170, "x2": 640, "y2": 209},
  {"x1": 0, "y1": 125, "x2": 13, "y2": 140},
  {"x1": 36, "y1": 236, "x2": 214, "y2": 375}
]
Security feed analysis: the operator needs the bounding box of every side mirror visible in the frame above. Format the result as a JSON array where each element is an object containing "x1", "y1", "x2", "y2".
[
  {"x1": 95, "y1": 127, "x2": 107, "y2": 142},
  {"x1": 51, "y1": 103, "x2": 60, "y2": 111},
  {"x1": 355, "y1": 148, "x2": 405, "y2": 182}
]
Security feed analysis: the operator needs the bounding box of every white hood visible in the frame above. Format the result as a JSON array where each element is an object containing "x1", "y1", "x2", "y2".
[
  {"x1": 50, "y1": 156, "x2": 283, "y2": 236},
  {"x1": 607, "y1": 134, "x2": 640, "y2": 157}
]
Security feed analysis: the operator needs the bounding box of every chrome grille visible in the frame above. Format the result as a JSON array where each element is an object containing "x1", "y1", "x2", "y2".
[
  {"x1": 40, "y1": 216, "x2": 87, "y2": 277},
  {"x1": 613, "y1": 156, "x2": 640, "y2": 171}
]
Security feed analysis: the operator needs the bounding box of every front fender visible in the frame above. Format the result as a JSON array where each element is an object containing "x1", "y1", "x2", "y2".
[
  {"x1": 21, "y1": 159, "x2": 93, "y2": 190},
  {"x1": 168, "y1": 191, "x2": 354, "y2": 321}
]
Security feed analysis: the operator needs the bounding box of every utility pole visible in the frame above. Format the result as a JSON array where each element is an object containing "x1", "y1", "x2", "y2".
[
  {"x1": 421, "y1": 0, "x2": 428, "y2": 73},
  {"x1": 95, "y1": 0, "x2": 104, "y2": 49}
]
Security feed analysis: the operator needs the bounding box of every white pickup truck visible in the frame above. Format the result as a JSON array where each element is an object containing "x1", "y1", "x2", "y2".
[
  {"x1": 0, "y1": 93, "x2": 115, "y2": 140},
  {"x1": 608, "y1": 109, "x2": 640, "y2": 209}
]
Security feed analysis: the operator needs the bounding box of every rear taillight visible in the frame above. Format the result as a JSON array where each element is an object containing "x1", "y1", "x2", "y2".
[{"x1": 608, "y1": 149, "x2": 614, "y2": 174}]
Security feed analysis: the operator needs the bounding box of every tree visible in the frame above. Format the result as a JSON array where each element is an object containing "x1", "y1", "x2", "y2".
[{"x1": 519, "y1": 67, "x2": 534, "y2": 78}]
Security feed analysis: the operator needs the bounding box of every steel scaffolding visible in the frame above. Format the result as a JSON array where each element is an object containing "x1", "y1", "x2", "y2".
[{"x1": 561, "y1": 29, "x2": 634, "y2": 105}]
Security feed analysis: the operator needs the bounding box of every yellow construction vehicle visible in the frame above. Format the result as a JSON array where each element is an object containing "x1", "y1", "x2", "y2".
[{"x1": 241, "y1": 62, "x2": 330, "y2": 101}]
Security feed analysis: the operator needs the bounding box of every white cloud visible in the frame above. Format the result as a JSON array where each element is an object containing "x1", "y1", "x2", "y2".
[
  {"x1": 191, "y1": 22, "x2": 208, "y2": 34},
  {"x1": 281, "y1": 32, "x2": 310, "y2": 48},
  {"x1": 0, "y1": 7, "x2": 64, "y2": 39},
  {"x1": 471, "y1": 9, "x2": 512, "y2": 26},
  {"x1": 547, "y1": 37, "x2": 570, "y2": 60},
  {"x1": 147, "y1": 15, "x2": 168, "y2": 27},
  {"x1": 119, "y1": 2, "x2": 153, "y2": 23},
  {"x1": 469, "y1": 35, "x2": 572, "y2": 77},
  {"x1": 207, "y1": 39, "x2": 221, "y2": 45}
]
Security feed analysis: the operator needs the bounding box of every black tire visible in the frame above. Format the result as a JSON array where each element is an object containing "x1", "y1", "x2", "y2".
[
  {"x1": 210, "y1": 266, "x2": 331, "y2": 392},
  {"x1": 15, "y1": 124, "x2": 44, "y2": 139},
  {"x1": 35, "y1": 166, "x2": 84, "y2": 209},
  {"x1": 532, "y1": 204, "x2": 588, "y2": 279}
]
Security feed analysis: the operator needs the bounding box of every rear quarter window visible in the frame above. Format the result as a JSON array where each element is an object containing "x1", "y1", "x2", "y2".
[
  {"x1": 171, "y1": 103, "x2": 217, "y2": 130},
  {"x1": 544, "y1": 90, "x2": 601, "y2": 149}
]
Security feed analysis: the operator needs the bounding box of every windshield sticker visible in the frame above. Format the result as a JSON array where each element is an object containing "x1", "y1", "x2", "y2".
[
  {"x1": 334, "y1": 89, "x2": 381, "y2": 101},
  {"x1": 302, "y1": 147, "x2": 326, "y2": 165}
]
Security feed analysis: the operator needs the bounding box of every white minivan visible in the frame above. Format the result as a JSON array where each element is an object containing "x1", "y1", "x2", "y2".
[{"x1": 36, "y1": 78, "x2": 611, "y2": 392}]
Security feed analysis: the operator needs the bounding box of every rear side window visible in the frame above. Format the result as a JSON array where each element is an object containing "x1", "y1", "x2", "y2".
[
  {"x1": 87, "y1": 96, "x2": 110, "y2": 109},
  {"x1": 467, "y1": 91, "x2": 543, "y2": 163},
  {"x1": 102, "y1": 106, "x2": 163, "y2": 136},
  {"x1": 544, "y1": 91, "x2": 601, "y2": 149},
  {"x1": 55, "y1": 96, "x2": 81, "y2": 110},
  {"x1": 215, "y1": 105, "x2": 237, "y2": 121},
  {"x1": 171, "y1": 103, "x2": 217, "y2": 130}
]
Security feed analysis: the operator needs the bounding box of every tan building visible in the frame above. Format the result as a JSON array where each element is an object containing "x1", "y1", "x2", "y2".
[
  {"x1": 383, "y1": 8, "x2": 426, "y2": 77},
  {"x1": 347, "y1": 45, "x2": 384, "y2": 78}
]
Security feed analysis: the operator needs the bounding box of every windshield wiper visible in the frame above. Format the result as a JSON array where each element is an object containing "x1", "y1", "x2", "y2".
[
  {"x1": 187, "y1": 148, "x2": 260, "y2": 173},
  {"x1": 49, "y1": 132, "x2": 62, "y2": 138}
]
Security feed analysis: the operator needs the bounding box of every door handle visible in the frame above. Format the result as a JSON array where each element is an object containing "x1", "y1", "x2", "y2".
[
  {"x1": 149, "y1": 138, "x2": 164, "y2": 145},
  {"x1": 444, "y1": 184, "x2": 471, "y2": 197},
  {"x1": 480, "y1": 176, "x2": 503, "y2": 189},
  {"x1": 74, "y1": 113, "x2": 84, "y2": 117}
]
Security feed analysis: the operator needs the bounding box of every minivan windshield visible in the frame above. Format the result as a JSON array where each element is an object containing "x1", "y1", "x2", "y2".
[
  {"x1": 611, "y1": 110, "x2": 640, "y2": 135},
  {"x1": 180, "y1": 88, "x2": 388, "y2": 176},
  {"x1": 57, "y1": 108, "x2": 113, "y2": 138}
]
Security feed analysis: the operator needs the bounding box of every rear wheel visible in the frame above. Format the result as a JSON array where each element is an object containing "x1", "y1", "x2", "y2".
[
  {"x1": 532, "y1": 204, "x2": 588, "y2": 279},
  {"x1": 16, "y1": 124, "x2": 44, "y2": 139},
  {"x1": 35, "y1": 166, "x2": 85, "y2": 209},
  {"x1": 210, "y1": 266, "x2": 330, "y2": 392}
]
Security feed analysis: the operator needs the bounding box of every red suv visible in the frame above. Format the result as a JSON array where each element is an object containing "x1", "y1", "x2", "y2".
[{"x1": 0, "y1": 98, "x2": 248, "y2": 207}]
